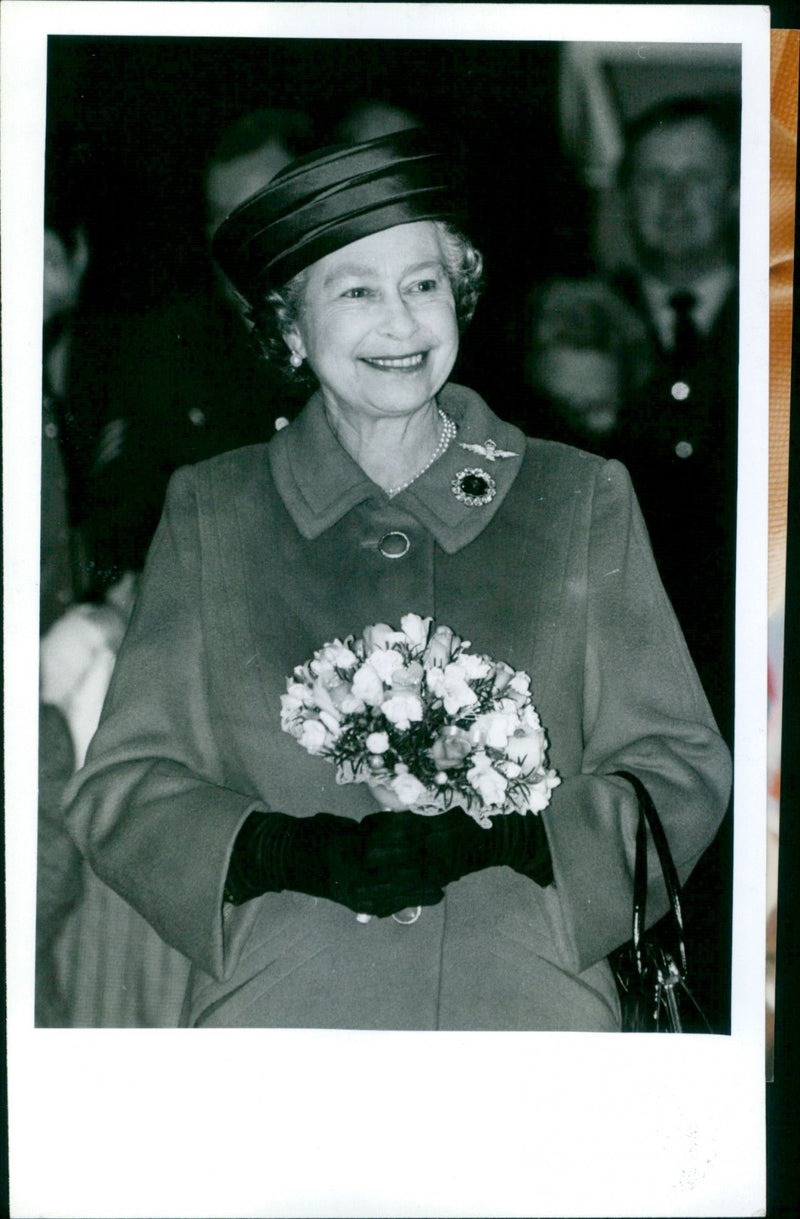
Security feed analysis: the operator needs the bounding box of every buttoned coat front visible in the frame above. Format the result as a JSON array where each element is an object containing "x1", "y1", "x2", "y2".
[{"x1": 66, "y1": 385, "x2": 731, "y2": 1029}]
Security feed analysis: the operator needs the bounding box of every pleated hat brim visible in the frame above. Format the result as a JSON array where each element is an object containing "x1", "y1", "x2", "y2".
[{"x1": 212, "y1": 128, "x2": 456, "y2": 302}]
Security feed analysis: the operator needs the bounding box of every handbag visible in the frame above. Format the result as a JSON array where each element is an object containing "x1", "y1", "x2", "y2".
[{"x1": 610, "y1": 770, "x2": 711, "y2": 1033}]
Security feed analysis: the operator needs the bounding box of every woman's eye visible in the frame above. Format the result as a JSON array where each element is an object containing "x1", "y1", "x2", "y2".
[
  {"x1": 408, "y1": 279, "x2": 439, "y2": 294},
  {"x1": 341, "y1": 286, "x2": 372, "y2": 299}
]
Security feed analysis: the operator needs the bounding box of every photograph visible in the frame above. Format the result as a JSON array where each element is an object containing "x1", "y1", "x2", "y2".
[{"x1": 3, "y1": 3, "x2": 771, "y2": 1216}]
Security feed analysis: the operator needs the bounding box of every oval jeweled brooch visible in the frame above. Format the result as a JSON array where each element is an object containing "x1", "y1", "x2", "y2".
[{"x1": 451, "y1": 467, "x2": 497, "y2": 507}]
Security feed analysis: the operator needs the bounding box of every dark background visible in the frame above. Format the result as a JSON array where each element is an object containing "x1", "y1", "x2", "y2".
[{"x1": 45, "y1": 35, "x2": 591, "y2": 410}]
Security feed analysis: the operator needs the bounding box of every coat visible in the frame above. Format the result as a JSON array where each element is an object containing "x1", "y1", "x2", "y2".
[{"x1": 65, "y1": 383, "x2": 731, "y2": 1029}]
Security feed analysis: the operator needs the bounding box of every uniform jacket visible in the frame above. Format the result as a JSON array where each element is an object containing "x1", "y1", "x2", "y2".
[
  {"x1": 65, "y1": 384, "x2": 731, "y2": 1029},
  {"x1": 612, "y1": 270, "x2": 739, "y2": 740}
]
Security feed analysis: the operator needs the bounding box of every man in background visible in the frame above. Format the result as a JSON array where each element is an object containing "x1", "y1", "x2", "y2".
[
  {"x1": 614, "y1": 95, "x2": 740, "y2": 743},
  {"x1": 612, "y1": 96, "x2": 741, "y2": 1037},
  {"x1": 84, "y1": 109, "x2": 315, "y2": 588}
]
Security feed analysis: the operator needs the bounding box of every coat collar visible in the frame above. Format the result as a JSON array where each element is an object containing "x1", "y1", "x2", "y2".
[{"x1": 268, "y1": 383, "x2": 526, "y2": 554}]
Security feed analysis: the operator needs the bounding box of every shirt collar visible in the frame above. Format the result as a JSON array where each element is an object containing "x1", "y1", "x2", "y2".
[
  {"x1": 641, "y1": 266, "x2": 736, "y2": 345},
  {"x1": 268, "y1": 383, "x2": 526, "y2": 554}
]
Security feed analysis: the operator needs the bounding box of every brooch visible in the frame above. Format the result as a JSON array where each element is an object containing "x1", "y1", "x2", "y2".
[
  {"x1": 458, "y1": 438, "x2": 518, "y2": 461},
  {"x1": 451, "y1": 467, "x2": 497, "y2": 507}
]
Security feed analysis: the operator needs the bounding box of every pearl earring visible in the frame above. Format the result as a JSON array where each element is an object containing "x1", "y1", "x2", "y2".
[{"x1": 289, "y1": 351, "x2": 303, "y2": 369}]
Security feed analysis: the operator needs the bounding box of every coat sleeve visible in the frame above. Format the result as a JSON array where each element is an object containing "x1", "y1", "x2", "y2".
[
  {"x1": 540, "y1": 457, "x2": 732, "y2": 972},
  {"x1": 64, "y1": 465, "x2": 263, "y2": 981}
]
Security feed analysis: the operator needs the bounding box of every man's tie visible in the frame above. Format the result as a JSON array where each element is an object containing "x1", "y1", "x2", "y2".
[{"x1": 668, "y1": 290, "x2": 699, "y2": 371}]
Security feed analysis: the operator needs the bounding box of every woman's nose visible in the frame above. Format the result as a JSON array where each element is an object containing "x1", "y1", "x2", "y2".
[{"x1": 377, "y1": 290, "x2": 417, "y2": 338}]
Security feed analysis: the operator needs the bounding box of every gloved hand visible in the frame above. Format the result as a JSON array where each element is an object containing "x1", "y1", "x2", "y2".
[
  {"x1": 223, "y1": 810, "x2": 444, "y2": 916},
  {"x1": 417, "y1": 806, "x2": 554, "y2": 891}
]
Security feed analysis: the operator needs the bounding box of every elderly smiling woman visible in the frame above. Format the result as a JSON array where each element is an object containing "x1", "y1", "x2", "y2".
[{"x1": 65, "y1": 131, "x2": 730, "y2": 1030}]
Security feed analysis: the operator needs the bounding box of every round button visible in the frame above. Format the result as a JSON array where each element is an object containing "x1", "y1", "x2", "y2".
[
  {"x1": 188, "y1": 407, "x2": 206, "y2": 428},
  {"x1": 44, "y1": 421, "x2": 58, "y2": 439},
  {"x1": 670, "y1": 381, "x2": 691, "y2": 401},
  {"x1": 274, "y1": 416, "x2": 290, "y2": 432},
  {"x1": 675, "y1": 440, "x2": 694, "y2": 459},
  {"x1": 378, "y1": 531, "x2": 410, "y2": 559}
]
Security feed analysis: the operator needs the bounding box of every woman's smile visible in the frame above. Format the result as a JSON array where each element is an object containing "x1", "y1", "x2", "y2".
[{"x1": 359, "y1": 351, "x2": 429, "y2": 371}]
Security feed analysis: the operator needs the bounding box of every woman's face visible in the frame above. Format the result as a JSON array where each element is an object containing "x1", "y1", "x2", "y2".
[{"x1": 287, "y1": 221, "x2": 459, "y2": 423}]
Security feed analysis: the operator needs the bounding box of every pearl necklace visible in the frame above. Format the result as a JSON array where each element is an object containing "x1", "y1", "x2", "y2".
[{"x1": 387, "y1": 408, "x2": 457, "y2": 498}]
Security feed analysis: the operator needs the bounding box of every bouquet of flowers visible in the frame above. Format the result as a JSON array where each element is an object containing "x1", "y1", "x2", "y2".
[{"x1": 280, "y1": 614, "x2": 560, "y2": 828}]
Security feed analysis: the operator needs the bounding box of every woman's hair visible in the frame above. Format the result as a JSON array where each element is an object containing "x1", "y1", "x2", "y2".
[
  {"x1": 247, "y1": 220, "x2": 484, "y2": 386},
  {"x1": 525, "y1": 277, "x2": 653, "y2": 397}
]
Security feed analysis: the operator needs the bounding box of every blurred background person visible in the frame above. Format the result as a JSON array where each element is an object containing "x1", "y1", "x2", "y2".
[
  {"x1": 608, "y1": 95, "x2": 740, "y2": 1038},
  {"x1": 540, "y1": 82, "x2": 742, "y2": 1035},
  {"x1": 37, "y1": 130, "x2": 149, "y2": 1023},
  {"x1": 37, "y1": 129, "x2": 96, "y2": 1025},
  {"x1": 521, "y1": 277, "x2": 652, "y2": 455},
  {"x1": 610, "y1": 95, "x2": 740, "y2": 742},
  {"x1": 83, "y1": 108, "x2": 316, "y2": 592}
]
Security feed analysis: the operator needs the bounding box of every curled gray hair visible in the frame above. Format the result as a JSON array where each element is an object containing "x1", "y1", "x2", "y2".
[{"x1": 247, "y1": 221, "x2": 484, "y2": 386}]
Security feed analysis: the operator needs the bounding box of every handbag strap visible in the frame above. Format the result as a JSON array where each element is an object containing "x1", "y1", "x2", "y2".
[{"x1": 614, "y1": 770, "x2": 688, "y2": 978}]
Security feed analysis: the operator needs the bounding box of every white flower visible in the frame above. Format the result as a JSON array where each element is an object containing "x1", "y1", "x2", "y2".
[
  {"x1": 318, "y1": 709, "x2": 342, "y2": 738},
  {"x1": 391, "y1": 772, "x2": 427, "y2": 806},
  {"x1": 311, "y1": 677, "x2": 341, "y2": 720},
  {"x1": 368, "y1": 648, "x2": 404, "y2": 684},
  {"x1": 438, "y1": 662, "x2": 479, "y2": 715},
  {"x1": 351, "y1": 662, "x2": 386, "y2": 706},
  {"x1": 391, "y1": 661, "x2": 424, "y2": 693},
  {"x1": 381, "y1": 692, "x2": 424, "y2": 730},
  {"x1": 298, "y1": 719, "x2": 329, "y2": 755},
  {"x1": 331, "y1": 689, "x2": 365, "y2": 715},
  {"x1": 366, "y1": 731, "x2": 390, "y2": 754},
  {"x1": 456, "y1": 651, "x2": 492, "y2": 680},
  {"x1": 466, "y1": 751, "x2": 508, "y2": 807},
  {"x1": 491, "y1": 662, "x2": 516, "y2": 694},
  {"x1": 400, "y1": 613, "x2": 433, "y2": 652},
  {"x1": 312, "y1": 641, "x2": 359, "y2": 672},
  {"x1": 507, "y1": 728, "x2": 546, "y2": 775},
  {"x1": 429, "y1": 725, "x2": 472, "y2": 771},
  {"x1": 423, "y1": 624, "x2": 458, "y2": 668},
  {"x1": 506, "y1": 671, "x2": 532, "y2": 708},
  {"x1": 363, "y1": 623, "x2": 406, "y2": 651},
  {"x1": 521, "y1": 770, "x2": 560, "y2": 813},
  {"x1": 469, "y1": 707, "x2": 519, "y2": 750},
  {"x1": 280, "y1": 689, "x2": 305, "y2": 723},
  {"x1": 510, "y1": 671, "x2": 531, "y2": 696}
]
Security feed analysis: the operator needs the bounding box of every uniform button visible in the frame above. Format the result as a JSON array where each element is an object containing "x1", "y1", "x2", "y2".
[
  {"x1": 675, "y1": 440, "x2": 694, "y2": 459},
  {"x1": 274, "y1": 416, "x2": 290, "y2": 431},
  {"x1": 188, "y1": 408, "x2": 206, "y2": 428},
  {"x1": 378, "y1": 531, "x2": 410, "y2": 559},
  {"x1": 670, "y1": 381, "x2": 691, "y2": 401},
  {"x1": 44, "y1": 421, "x2": 58, "y2": 439}
]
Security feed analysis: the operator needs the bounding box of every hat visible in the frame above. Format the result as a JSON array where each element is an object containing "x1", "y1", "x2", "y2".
[{"x1": 212, "y1": 128, "x2": 456, "y2": 302}]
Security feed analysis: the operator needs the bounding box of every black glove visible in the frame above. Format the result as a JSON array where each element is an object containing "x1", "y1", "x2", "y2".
[
  {"x1": 223, "y1": 810, "x2": 444, "y2": 917},
  {"x1": 418, "y1": 807, "x2": 554, "y2": 891}
]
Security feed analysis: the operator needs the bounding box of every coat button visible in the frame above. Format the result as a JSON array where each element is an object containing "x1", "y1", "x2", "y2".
[
  {"x1": 378, "y1": 531, "x2": 410, "y2": 559},
  {"x1": 188, "y1": 407, "x2": 206, "y2": 428}
]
